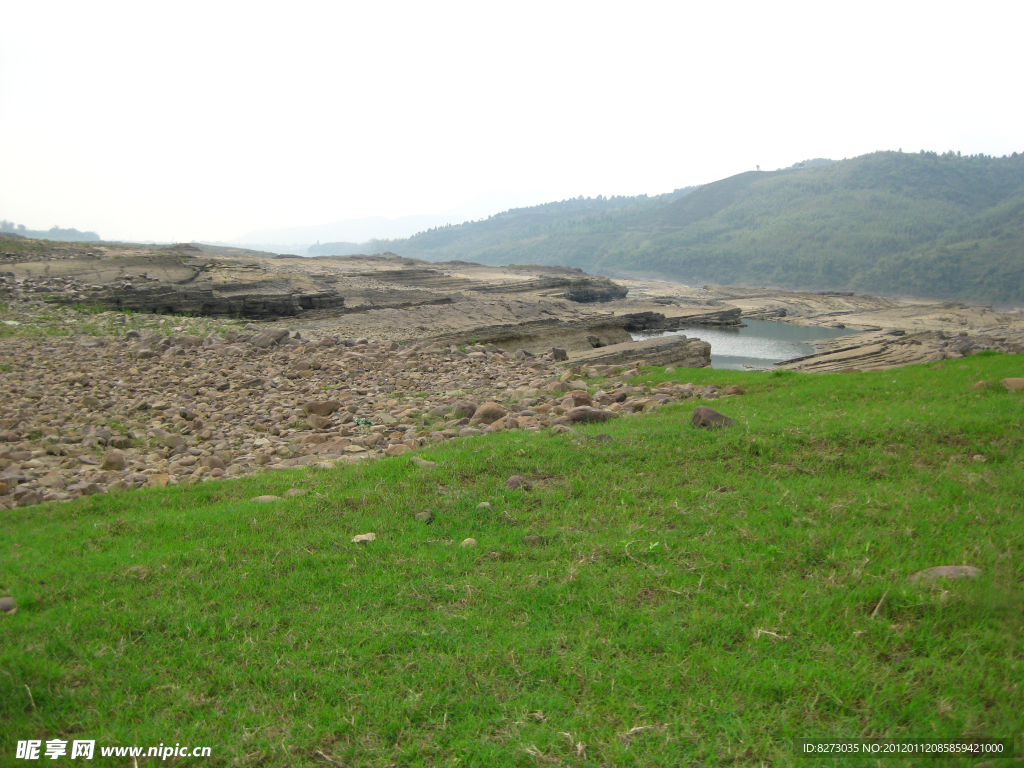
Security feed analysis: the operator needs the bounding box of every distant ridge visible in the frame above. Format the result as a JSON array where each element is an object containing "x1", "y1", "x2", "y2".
[
  {"x1": 354, "y1": 151, "x2": 1024, "y2": 305},
  {"x1": 0, "y1": 221, "x2": 100, "y2": 242}
]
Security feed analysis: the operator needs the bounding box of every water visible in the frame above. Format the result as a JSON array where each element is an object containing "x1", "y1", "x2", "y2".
[{"x1": 632, "y1": 319, "x2": 858, "y2": 370}]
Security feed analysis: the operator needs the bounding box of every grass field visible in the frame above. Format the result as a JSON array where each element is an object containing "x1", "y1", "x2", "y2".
[{"x1": 2, "y1": 354, "x2": 1023, "y2": 766}]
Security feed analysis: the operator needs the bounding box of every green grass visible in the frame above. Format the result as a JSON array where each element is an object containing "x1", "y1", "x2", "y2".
[{"x1": 2, "y1": 355, "x2": 1023, "y2": 766}]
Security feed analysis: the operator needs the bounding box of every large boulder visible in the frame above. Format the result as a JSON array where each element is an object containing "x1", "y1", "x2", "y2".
[
  {"x1": 472, "y1": 402, "x2": 507, "y2": 424},
  {"x1": 691, "y1": 406, "x2": 736, "y2": 429},
  {"x1": 303, "y1": 400, "x2": 342, "y2": 417},
  {"x1": 553, "y1": 406, "x2": 616, "y2": 424}
]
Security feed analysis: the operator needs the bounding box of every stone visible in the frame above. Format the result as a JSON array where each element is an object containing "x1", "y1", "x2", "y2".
[
  {"x1": 565, "y1": 390, "x2": 593, "y2": 407},
  {"x1": 472, "y1": 402, "x2": 508, "y2": 424},
  {"x1": 303, "y1": 400, "x2": 342, "y2": 416},
  {"x1": 410, "y1": 457, "x2": 437, "y2": 469},
  {"x1": 553, "y1": 406, "x2": 616, "y2": 424},
  {"x1": 0, "y1": 597, "x2": 15, "y2": 613},
  {"x1": 476, "y1": 502, "x2": 492, "y2": 510},
  {"x1": 78, "y1": 455, "x2": 100, "y2": 466},
  {"x1": 691, "y1": 406, "x2": 736, "y2": 429},
  {"x1": 352, "y1": 532, "x2": 376, "y2": 544},
  {"x1": 551, "y1": 348, "x2": 568, "y2": 361},
  {"x1": 0, "y1": 481, "x2": 7, "y2": 495},
  {"x1": 450, "y1": 400, "x2": 478, "y2": 419},
  {"x1": 414, "y1": 511, "x2": 434, "y2": 523},
  {"x1": 461, "y1": 538, "x2": 477, "y2": 548},
  {"x1": 505, "y1": 475, "x2": 527, "y2": 490},
  {"x1": 200, "y1": 456, "x2": 226, "y2": 470},
  {"x1": 306, "y1": 414, "x2": 332, "y2": 429},
  {"x1": 16, "y1": 491, "x2": 44, "y2": 507},
  {"x1": 908, "y1": 565, "x2": 982, "y2": 583},
  {"x1": 164, "y1": 434, "x2": 187, "y2": 449},
  {"x1": 252, "y1": 495, "x2": 282, "y2": 503},
  {"x1": 384, "y1": 444, "x2": 411, "y2": 457},
  {"x1": 147, "y1": 474, "x2": 169, "y2": 487},
  {"x1": 284, "y1": 488, "x2": 307, "y2": 497},
  {"x1": 722, "y1": 385, "x2": 743, "y2": 396},
  {"x1": 101, "y1": 451, "x2": 126, "y2": 471},
  {"x1": 1001, "y1": 378, "x2": 1024, "y2": 392},
  {"x1": 971, "y1": 381, "x2": 988, "y2": 390}
]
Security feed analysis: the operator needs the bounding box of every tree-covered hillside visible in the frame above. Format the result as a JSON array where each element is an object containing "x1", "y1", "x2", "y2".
[{"x1": 344, "y1": 151, "x2": 1024, "y2": 305}]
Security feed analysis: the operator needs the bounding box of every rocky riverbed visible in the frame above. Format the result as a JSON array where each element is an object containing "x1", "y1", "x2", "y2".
[{"x1": 0, "y1": 308, "x2": 719, "y2": 510}]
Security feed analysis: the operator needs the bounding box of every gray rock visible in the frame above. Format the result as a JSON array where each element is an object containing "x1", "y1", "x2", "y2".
[
  {"x1": 505, "y1": 475, "x2": 527, "y2": 490},
  {"x1": 553, "y1": 406, "x2": 615, "y2": 424},
  {"x1": 691, "y1": 405, "x2": 736, "y2": 429},
  {"x1": 101, "y1": 451, "x2": 126, "y2": 471},
  {"x1": 908, "y1": 565, "x2": 982, "y2": 583},
  {"x1": 303, "y1": 400, "x2": 342, "y2": 417}
]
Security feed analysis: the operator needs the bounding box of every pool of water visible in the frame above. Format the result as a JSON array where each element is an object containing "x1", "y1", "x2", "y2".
[{"x1": 632, "y1": 319, "x2": 859, "y2": 370}]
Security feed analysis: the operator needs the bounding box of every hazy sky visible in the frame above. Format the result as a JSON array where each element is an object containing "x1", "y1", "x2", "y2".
[{"x1": 3, "y1": 1, "x2": 1022, "y2": 243}]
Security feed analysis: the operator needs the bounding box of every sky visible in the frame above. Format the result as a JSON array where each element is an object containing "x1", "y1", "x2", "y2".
[{"x1": 2, "y1": 0, "x2": 1023, "y2": 244}]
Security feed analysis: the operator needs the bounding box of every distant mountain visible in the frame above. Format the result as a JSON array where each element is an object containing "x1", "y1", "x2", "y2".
[
  {"x1": 354, "y1": 151, "x2": 1024, "y2": 305},
  {"x1": 0, "y1": 221, "x2": 100, "y2": 242}
]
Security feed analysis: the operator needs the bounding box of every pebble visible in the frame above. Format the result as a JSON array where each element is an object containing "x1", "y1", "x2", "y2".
[
  {"x1": 460, "y1": 538, "x2": 477, "y2": 548},
  {"x1": 284, "y1": 488, "x2": 307, "y2": 497},
  {"x1": 351, "y1": 532, "x2": 376, "y2": 544},
  {"x1": 908, "y1": 565, "x2": 982, "y2": 583},
  {"x1": 476, "y1": 502, "x2": 492, "y2": 510},
  {"x1": 505, "y1": 475, "x2": 526, "y2": 490}
]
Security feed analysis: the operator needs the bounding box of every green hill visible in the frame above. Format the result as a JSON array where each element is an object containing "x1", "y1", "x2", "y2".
[{"x1": 352, "y1": 151, "x2": 1024, "y2": 305}]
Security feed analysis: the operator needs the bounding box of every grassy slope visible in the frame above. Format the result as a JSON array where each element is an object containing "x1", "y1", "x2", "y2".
[{"x1": 2, "y1": 355, "x2": 1023, "y2": 767}]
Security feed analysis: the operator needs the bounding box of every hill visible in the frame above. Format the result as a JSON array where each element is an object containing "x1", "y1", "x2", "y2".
[
  {"x1": 0, "y1": 221, "x2": 100, "y2": 242},
  {"x1": 348, "y1": 151, "x2": 1024, "y2": 305}
]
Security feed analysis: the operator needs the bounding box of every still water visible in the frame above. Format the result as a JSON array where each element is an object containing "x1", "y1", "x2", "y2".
[{"x1": 632, "y1": 319, "x2": 858, "y2": 370}]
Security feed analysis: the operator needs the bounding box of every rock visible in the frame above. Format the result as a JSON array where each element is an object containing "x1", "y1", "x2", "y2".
[
  {"x1": 352, "y1": 532, "x2": 376, "y2": 544},
  {"x1": 553, "y1": 406, "x2": 616, "y2": 424},
  {"x1": 303, "y1": 400, "x2": 342, "y2": 416},
  {"x1": 551, "y1": 348, "x2": 568, "y2": 361},
  {"x1": 164, "y1": 434, "x2": 187, "y2": 448},
  {"x1": 200, "y1": 456, "x2": 226, "y2": 470},
  {"x1": 101, "y1": 451, "x2": 126, "y2": 471},
  {"x1": 971, "y1": 381, "x2": 988, "y2": 390},
  {"x1": 0, "y1": 481, "x2": 7, "y2": 495},
  {"x1": 16, "y1": 491, "x2": 44, "y2": 507},
  {"x1": 972, "y1": 454, "x2": 987, "y2": 463},
  {"x1": 410, "y1": 457, "x2": 437, "y2": 469},
  {"x1": 691, "y1": 405, "x2": 736, "y2": 429},
  {"x1": 722, "y1": 385, "x2": 743, "y2": 396},
  {"x1": 147, "y1": 474, "x2": 169, "y2": 487},
  {"x1": 252, "y1": 495, "x2": 282, "y2": 503},
  {"x1": 384, "y1": 444, "x2": 411, "y2": 457},
  {"x1": 565, "y1": 390, "x2": 593, "y2": 407},
  {"x1": 908, "y1": 565, "x2": 982, "y2": 583},
  {"x1": 550, "y1": 424, "x2": 575, "y2": 434},
  {"x1": 306, "y1": 414, "x2": 332, "y2": 429},
  {"x1": 448, "y1": 400, "x2": 478, "y2": 418},
  {"x1": 460, "y1": 538, "x2": 477, "y2": 548},
  {"x1": 414, "y1": 511, "x2": 434, "y2": 523},
  {"x1": 505, "y1": 475, "x2": 527, "y2": 490},
  {"x1": 476, "y1": 502, "x2": 492, "y2": 510},
  {"x1": 1001, "y1": 377, "x2": 1024, "y2": 392},
  {"x1": 472, "y1": 402, "x2": 507, "y2": 424},
  {"x1": 284, "y1": 488, "x2": 307, "y2": 497},
  {"x1": 0, "y1": 596, "x2": 15, "y2": 613}
]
